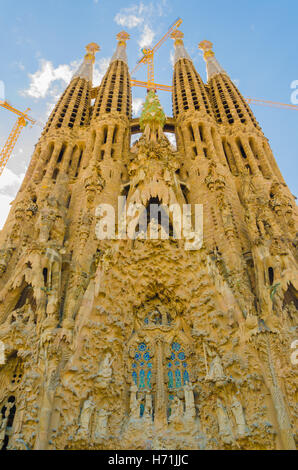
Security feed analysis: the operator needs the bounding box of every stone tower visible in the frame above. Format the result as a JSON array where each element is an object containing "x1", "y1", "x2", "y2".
[{"x1": 0, "y1": 29, "x2": 297, "y2": 451}]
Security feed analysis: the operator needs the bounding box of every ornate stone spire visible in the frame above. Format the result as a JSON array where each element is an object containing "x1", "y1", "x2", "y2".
[
  {"x1": 73, "y1": 42, "x2": 100, "y2": 83},
  {"x1": 170, "y1": 30, "x2": 192, "y2": 64},
  {"x1": 111, "y1": 31, "x2": 130, "y2": 64},
  {"x1": 199, "y1": 40, "x2": 226, "y2": 80}
]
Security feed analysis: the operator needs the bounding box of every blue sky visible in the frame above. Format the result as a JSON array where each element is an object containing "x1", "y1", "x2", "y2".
[{"x1": 0, "y1": 0, "x2": 297, "y2": 228}]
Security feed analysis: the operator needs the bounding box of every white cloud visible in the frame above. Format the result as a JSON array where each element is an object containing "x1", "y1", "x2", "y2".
[
  {"x1": 21, "y1": 59, "x2": 79, "y2": 99},
  {"x1": 22, "y1": 55, "x2": 110, "y2": 121},
  {"x1": 114, "y1": 2, "x2": 158, "y2": 50},
  {"x1": 138, "y1": 25, "x2": 155, "y2": 48},
  {"x1": 0, "y1": 194, "x2": 13, "y2": 230},
  {"x1": 0, "y1": 167, "x2": 26, "y2": 229},
  {"x1": 0, "y1": 167, "x2": 24, "y2": 191},
  {"x1": 114, "y1": 12, "x2": 143, "y2": 29},
  {"x1": 132, "y1": 97, "x2": 144, "y2": 116},
  {"x1": 22, "y1": 56, "x2": 110, "y2": 104},
  {"x1": 165, "y1": 132, "x2": 177, "y2": 150}
]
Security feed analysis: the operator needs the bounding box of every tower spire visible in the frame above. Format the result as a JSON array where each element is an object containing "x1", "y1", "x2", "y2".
[
  {"x1": 199, "y1": 40, "x2": 226, "y2": 80},
  {"x1": 73, "y1": 42, "x2": 100, "y2": 83},
  {"x1": 111, "y1": 31, "x2": 130, "y2": 64},
  {"x1": 170, "y1": 30, "x2": 192, "y2": 64}
]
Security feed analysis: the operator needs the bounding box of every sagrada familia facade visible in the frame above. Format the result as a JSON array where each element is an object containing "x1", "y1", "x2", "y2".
[{"x1": 0, "y1": 29, "x2": 297, "y2": 450}]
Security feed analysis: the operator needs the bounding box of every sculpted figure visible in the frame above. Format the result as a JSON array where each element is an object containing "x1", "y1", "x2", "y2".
[
  {"x1": 143, "y1": 392, "x2": 153, "y2": 421},
  {"x1": 216, "y1": 399, "x2": 234, "y2": 444},
  {"x1": 231, "y1": 397, "x2": 249, "y2": 437},
  {"x1": 129, "y1": 384, "x2": 141, "y2": 419},
  {"x1": 38, "y1": 197, "x2": 57, "y2": 243},
  {"x1": 94, "y1": 408, "x2": 110, "y2": 440},
  {"x1": 96, "y1": 353, "x2": 114, "y2": 388},
  {"x1": 169, "y1": 397, "x2": 184, "y2": 424},
  {"x1": 184, "y1": 383, "x2": 195, "y2": 418},
  {"x1": 77, "y1": 397, "x2": 95, "y2": 438},
  {"x1": 206, "y1": 355, "x2": 226, "y2": 382}
]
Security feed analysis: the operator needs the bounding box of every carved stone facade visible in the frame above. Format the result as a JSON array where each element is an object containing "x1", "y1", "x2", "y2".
[{"x1": 0, "y1": 32, "x2": 297, "y2": 450}]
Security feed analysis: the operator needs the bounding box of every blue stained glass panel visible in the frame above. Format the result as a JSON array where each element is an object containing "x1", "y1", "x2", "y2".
[
  {"x1": 182, "y1": 362, "x2": 187, "y2": 368},
  {"x1": 132, "y1": 371, "x2": 137, "y2": 385},
  {"x1": 171, "y1": 353, "x2": 175, "y2": 360},
  {"x1": 178, "y1": 352, "x2": 185, "y2": 361},
  {"x1": 148, "y1": 362, "x2": 152, "y2": 369},
  {"x1": 175, "y1": 361, "x2": 180, "y2": 366},
  {"x1": 135, "y1": 353, "x2": 140, "y2": 360},
  {"x1": 139, "y1": 343, "x2": 147, "y2": 351},
  {"x1": 168, "y1": 362, "x2": 172, "y2": 368},
  {"x1": 168, "y1": 370, "x2": 174, "y2": 388},
  {"x1": 143, "y1": 352, "x2": 150, "y2": 361},
  {"x1": 172, "y1": 342, "x2": 181, "y2": 352},
  {"x1": 147, "y1": 370, "x2": 152, "y2": 389},
  {"x1": 139, "y1": 369, "x2": 145, "y2": 389},
  {"x1": 183, "y1": 370, "x2": 189, "y2": 385},
  {"x1": 140, "y1": 403, "x2": 145, "y2": 417},
  {"x1": 175, "y1": 369, "x2": 182, "y2": 388}
]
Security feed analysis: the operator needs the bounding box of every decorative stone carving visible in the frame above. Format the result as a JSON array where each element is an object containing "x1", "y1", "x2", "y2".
[
  {"x1": 231, "y1": 397, "x2": 249, "y2": 437},
  {"x1": 77, "y1": 397, "x2": 95, "y2": 438},
  {"x1": 206, "y1": 355, "x2": 226, "y2": 382},
  {"x1": 94, "y1": 408, "x2": 110, "y2": 440},
  {"x1": 96, "y1": 353, "x2": 113, "y2": 388},
  {"x1": 216, "y1": 399, "x2": 234, "y2": 444}
]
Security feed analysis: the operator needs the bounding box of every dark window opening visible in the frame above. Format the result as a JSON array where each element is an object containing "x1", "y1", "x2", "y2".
[
  {"x1": 268, "y1": 267, "x2": 274, "y2": 286},
  {"x1": 43, "y1": 268, "x2": 48, "y2": 287}
]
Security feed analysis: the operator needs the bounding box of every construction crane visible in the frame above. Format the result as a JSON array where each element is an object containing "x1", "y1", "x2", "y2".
[
  {"x1": 131, "y1": 17, "x2": 182, "y2": 90},
  {"x1": 0, "y1": 100, "x2": 36, "y2": 177},
  {"x1": 245, "y1": 98, "x2": 298, "y2": 110}
]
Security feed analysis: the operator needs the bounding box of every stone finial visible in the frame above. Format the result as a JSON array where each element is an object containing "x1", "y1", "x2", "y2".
[
  {"x1": 170, "y1": 29, "x2": 192, "y2": 64},
  {"x1": 116, "y1": 31, "x2": 130, "y2": 46},
  {"x1": 72, "y1": 42, "x2": 100, "y2": 82},
  {"x1": 198, "y1": 40, "x2": 226, "y2": 80},
  {"x1": 111, "y1": 31, "x2": 130, "y2": 64}
]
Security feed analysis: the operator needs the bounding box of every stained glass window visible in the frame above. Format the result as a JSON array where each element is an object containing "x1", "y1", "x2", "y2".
[
  {"x1": 132, "y1": 342, "x2": 152, "y2": 390},
  {"x1": 167, "y1": 342, "x2": 189, "y2": 390}
]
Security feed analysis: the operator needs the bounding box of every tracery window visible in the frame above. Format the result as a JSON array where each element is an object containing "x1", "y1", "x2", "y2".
[
  {"x1": 167, "y1": 342, "x2": 189, "y2": 399},
  {"x1": 132, "y1": 342, "x2": 152, "y2": 390}
]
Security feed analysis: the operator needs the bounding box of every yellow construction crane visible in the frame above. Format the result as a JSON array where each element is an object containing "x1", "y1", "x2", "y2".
[
  {"x1": 245, "y1": 98, "x2": 298, "y2": 110},
  {"x1": 131, "y1": 17, "x2": 182, "y2": 90},
  {"x1": 0, "y1": 100, "x2": 36, "y2": 177},
  {"x1": 130, "y1": 20, "x2": 298, "y2": 112}
]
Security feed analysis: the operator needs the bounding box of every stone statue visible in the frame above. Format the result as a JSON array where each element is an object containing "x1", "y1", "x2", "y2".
[
  {"x1": 216, "y1": 399, "x2": 234, "y2": 444},
  {"x1": 94, "y1": 408, "x2": 110, "y2": 440},
  {"x1": 184, "y1": 383, "x2": 195, "y2": 418},
  {"x1": 129, "y1": 384, "x2": 141, "y2": 420},
  {"x1": 77, "y1": 397, "x2": 95, "y2": 438},
  {"x1": 231, "y1": 397, "x2": 249, "y2": 437},
  {"x1": 143, "y1": 392, "x2": 153, "y2": 421},
  {"x1": 96, "y1": 353, "x2": 114, "y2": 388},
  {"x1": 169, "y1": 397, "x2": 184, "y2": 424},
  {"x1": 206, "y1": 355, "x2": 226, "y2": 382}
]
